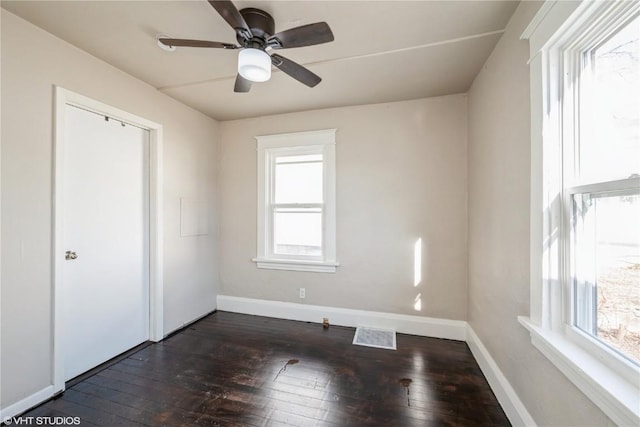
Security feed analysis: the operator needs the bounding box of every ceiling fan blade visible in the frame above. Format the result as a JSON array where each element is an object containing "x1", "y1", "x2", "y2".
[
  {"x1": 268, "y1": 22, "x2": 334, "y2": 49},
  {"x1": 234, "y1": 74, "x2": 252, "y2": 93},
  {"x1": 271, "y1": 54, "x2": 321, "y2": 88},
  {"x1": 158, "y1": 38, "x2": 238, "y2": 49},
  {"x1": 208, "y1": 0, "x2": 252, "y2": 40}
]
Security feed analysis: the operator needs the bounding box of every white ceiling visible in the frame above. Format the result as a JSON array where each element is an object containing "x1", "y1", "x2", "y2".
[{"x1": 1, "y1": 0, "x2": 519, "y2": 121}]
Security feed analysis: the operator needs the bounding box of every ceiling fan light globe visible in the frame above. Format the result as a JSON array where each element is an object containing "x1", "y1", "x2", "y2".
[{"x1": 238, "y1": 48, "x2": 271, "y2": 83}]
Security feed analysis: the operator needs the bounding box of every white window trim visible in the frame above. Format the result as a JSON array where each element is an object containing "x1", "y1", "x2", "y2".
[
  {"x1": 253, "y1": 129, "x2": 338, "y2": 273},
  {"x1": 522, "y1": 1, "x2": 640, "y2": 426}
]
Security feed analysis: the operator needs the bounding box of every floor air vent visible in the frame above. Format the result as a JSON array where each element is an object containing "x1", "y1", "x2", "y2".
[{"x1": 352, "y1": 327, "x2": 397, "y2": 350}]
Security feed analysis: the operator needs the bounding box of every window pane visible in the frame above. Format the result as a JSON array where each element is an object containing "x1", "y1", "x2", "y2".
[
  {"x1": 580, "y1": 15, "x2": 640, "y2": 182},
  {"x1": 573, "y1": 191, "x2": 640, "y2": 364},
  {"x1": 274, "y1": 154, "x2": 323, "y2": 204},
  {"x1": 274, "y1": 207, "x2": 322, "y2": 256}
]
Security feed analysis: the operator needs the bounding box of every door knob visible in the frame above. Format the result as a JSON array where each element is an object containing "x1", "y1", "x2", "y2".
[{"x1": 65, "y1": 251, "x2": 78, "y2": 260}]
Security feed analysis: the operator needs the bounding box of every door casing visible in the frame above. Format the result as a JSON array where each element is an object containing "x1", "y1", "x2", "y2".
[{"x1": 53, "y1": 87, "x2": 164, "y2": 394}]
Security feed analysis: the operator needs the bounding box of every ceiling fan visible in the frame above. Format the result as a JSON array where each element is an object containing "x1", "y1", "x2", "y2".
[{"x1": 158, "y1": 0, "x2": 334, "y2": 93}]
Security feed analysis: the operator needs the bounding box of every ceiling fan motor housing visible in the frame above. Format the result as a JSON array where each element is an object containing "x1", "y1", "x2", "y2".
[{"x1": 237, "y1": 8, "x2": 275, "y2": 48}]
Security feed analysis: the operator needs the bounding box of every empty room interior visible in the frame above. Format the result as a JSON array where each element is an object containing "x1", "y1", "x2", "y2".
[{"x1": 1, "y1": 0, "x2": 639, "y2": 426}]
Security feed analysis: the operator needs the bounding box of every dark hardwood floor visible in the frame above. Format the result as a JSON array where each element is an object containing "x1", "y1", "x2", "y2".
[{"x1": 21, "y1": 311, "x2": 509, "y2": 426}]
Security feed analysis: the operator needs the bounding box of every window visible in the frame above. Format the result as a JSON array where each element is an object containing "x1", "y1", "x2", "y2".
[
  {"x1": 522, "y1": 1, "x2": 640, "y2": 425},
  {"x1": 569, "y1": 11, "x2": 640, "y2": 367},
  {"x1": 254, "y1": 129, "x2": 337, "y2": 272}
]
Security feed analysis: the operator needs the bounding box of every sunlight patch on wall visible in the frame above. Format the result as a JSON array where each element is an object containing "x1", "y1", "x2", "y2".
[
  {"x1": 414, "y1": 238, "x2": 422, "y2": 287},
  {"x1": 414, "y1": 293, "x2": 422, "y2": 311}
]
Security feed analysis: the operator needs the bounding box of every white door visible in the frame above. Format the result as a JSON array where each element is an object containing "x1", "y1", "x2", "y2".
[{"x1": 62, "y1": 104, "x2": 150, "y2": 380}]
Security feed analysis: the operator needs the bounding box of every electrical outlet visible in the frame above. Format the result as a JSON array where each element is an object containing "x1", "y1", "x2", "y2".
[{"x1": 299, "y1": 288, "x2": 306, "y2": 299}]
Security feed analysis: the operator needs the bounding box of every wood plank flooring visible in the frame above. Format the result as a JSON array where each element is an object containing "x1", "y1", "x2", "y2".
[{"x1": 20, "y1": 311, "x2": 510, "y2": 426}]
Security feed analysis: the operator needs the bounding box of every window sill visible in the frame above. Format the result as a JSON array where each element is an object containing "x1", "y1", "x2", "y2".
[
  {"x1": 518, "y1": 316, "x2": 639, "y2": 426},
  {"x1": 252, "y1": 258, "x2": 338, "y2": 273}
]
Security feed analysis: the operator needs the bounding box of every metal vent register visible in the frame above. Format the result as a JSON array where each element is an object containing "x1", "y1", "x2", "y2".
[{"x1": 352, "y1": 327, "x2": 397, "y2": 350}]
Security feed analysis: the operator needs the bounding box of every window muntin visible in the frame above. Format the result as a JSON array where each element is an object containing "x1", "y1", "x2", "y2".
[{"x1": 567, "y1": 14, "x2": 640, "y2": 367}]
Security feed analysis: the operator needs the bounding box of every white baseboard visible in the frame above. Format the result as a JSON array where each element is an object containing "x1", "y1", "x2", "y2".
[
  {"x1": 466, "y1": 325, "x2": 537, "y2": 426},
  {"x1": 0, "y1": 385, "x2": 54, "y2": 422},
  {"x1": 217, "y1": 295, "x2": 467, "y2": 341}
]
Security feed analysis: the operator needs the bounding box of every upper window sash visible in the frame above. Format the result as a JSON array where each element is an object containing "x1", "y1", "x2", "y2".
[{"x1": 563, "y1": 13, "x2": 640, "y2": 187}]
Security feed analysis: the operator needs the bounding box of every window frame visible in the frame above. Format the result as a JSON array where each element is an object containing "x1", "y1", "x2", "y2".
[
  {"x1": 521, "y1": 1, "x2": 640, "y2": 425},
  {"x1": 253, "y1": 129, "x2": 338, "y2": 273}
]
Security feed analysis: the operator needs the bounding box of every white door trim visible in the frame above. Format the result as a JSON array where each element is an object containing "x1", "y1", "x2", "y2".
[{"x1": 52, "y1": 86, "x2": 164, "y2": 394}]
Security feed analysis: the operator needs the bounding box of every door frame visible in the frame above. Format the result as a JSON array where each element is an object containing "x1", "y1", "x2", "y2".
[{"x1": 52, "y1": 86, "x2": 164, "y2": 394}]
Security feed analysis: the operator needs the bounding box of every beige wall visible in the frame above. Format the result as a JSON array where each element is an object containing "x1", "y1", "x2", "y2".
[
  {"x1": 1, "y1": 11, "x2": 219, "y2": 408},
  {"x1": 219, "y1": 95, "x2": 468, "y2": 320},
  {"x1": 467, "y1": 2, "x2": 611, "y2": 425}
]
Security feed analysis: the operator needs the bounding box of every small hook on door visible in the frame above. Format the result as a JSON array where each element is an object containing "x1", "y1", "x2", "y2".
[{"x1": 65, "y1": 251, "x2": 78, "y2": 260}]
